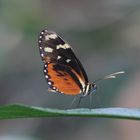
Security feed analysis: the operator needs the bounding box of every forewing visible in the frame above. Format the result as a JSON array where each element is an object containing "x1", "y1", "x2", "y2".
[{"x1": 38, "y1": 29, "x2": 89, "y2": 95}]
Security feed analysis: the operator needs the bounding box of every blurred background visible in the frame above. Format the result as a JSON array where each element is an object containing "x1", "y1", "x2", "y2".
[{"x1": 0, "y1": 0, "x2": 140, "y2": 140}]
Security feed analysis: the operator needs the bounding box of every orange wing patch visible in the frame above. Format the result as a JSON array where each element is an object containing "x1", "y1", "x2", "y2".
[{"x1": 47, "y1": 63, "x2": 81, "y2": 95}]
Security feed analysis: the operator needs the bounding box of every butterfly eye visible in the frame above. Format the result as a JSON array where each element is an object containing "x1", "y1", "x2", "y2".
[
  {"x1": 91, "y1": 83, "x2": 97, "y2": 94},
  {"x1": 92, "y1": 83, "x2": 97, "y2": 89}
]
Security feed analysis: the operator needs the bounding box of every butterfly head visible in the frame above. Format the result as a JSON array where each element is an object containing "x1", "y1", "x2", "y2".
[
  {"x1": 89, "y1": 83, "x2": 97, "y2": 95},
  {"x1": 83, "y1": 83, "x2": 97, "y2": 96},
  {"x1": 91, "y1": 83, "x2": 97, "y2": 93}
]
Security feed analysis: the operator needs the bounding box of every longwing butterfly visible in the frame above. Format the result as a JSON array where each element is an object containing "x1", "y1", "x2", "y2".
[{"x1": 38, "y1": 29, "x2": 124, "y2": 98}]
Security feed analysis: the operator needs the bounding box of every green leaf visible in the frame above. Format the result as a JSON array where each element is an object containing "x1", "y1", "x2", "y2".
[{"x1": 0, "y1": 104, "x2": 140, "y2": 120}]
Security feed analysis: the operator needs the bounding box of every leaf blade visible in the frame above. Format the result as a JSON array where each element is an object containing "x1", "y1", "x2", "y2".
[{"x1": 0, "y1": 104, "x2": 140, "y2": 120}]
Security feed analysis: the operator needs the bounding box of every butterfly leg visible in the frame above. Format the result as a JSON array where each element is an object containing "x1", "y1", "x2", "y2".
[
  {"x1": 69, "y1": 95, "x2": 78, "y2": 108},
  {"x1": 76, "y1": 96, "x2": 83, "y2": 108},
  {"x1": 89, "y1": 93, "x2": 93, "y2": 109}
]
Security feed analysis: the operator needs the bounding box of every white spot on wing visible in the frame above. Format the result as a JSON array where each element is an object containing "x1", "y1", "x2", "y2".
[
  {"x1": 57, "y1": 55, "x2": 61, "y2": 60},
  {"x1": 44, "y1": 47, "x2": 53, "y2": 53},
  {"x1": 45, "y1": 34, "x2": 57, "y2": 41},
  {"x1": 41, "y1": 53, "x2": 44, "y2": 57},
  {"x1": 48, "y1": 88, "x2": 56, "y2": 92},
  {"x1": 56, "y1": 43, "x2": 70, "y2": 49},
  {"x1": 65, "y1": 44, "x2": 70, "y2": 48},
  {"x1": 66, "y1": 59, "x2": 71, "y2": 63},
  {"x1": 48, "y1": 82, "x2": 51, "y2": 85}
]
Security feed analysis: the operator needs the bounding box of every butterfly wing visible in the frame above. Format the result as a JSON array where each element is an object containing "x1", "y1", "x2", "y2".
[{"x1": 38, "y1": 29, "x2": 89, "y2": 95}]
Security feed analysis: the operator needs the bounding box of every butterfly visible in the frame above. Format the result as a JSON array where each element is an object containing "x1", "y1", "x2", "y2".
[{"x1": 38, "y1": 29, "x2": 124, "y2": 98}]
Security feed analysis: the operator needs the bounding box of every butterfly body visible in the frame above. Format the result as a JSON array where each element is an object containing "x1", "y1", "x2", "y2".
[{"x1": 38, "y1": 29, "x2": 97, "y2": 97}]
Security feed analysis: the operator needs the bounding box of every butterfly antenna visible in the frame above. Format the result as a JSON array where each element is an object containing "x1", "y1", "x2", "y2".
[{"x1": 94, "y1": 71, "x2": 125, "y2": 83}]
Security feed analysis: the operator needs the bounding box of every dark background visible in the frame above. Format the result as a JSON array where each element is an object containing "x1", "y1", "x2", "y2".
[{"x1": 0, "y1": 0, "x2": 140, "y2": 140}]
